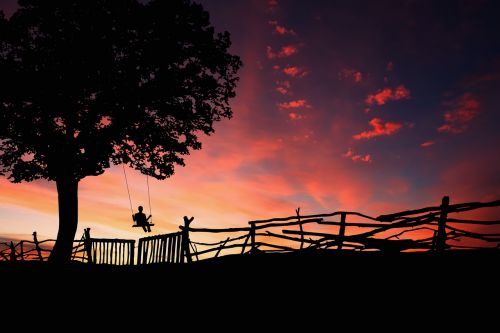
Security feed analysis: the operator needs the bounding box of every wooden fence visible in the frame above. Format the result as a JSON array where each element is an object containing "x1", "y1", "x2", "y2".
[
  {"x1": 2, "y1": 196, "x2": 499, "y2": 264},
  {"x1": 137, "y1": 231, "x2": 184, "y2": 265},
  {"x1": 182, "y1": 196, "x2": 500, "y2": 260},
  {"x1": 85, "y1": 229, "x2": 135, "y2": 265},
  {"x1": 0, "y1": 231, "x2": 86, "y2": 262}
]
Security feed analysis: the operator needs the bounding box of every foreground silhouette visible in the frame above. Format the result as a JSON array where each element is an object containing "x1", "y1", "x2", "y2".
[
  {"x1": 2, "y1": 196, "x2": 498, "y2": 264},
  {"x1": 0, "y1": 0, "x2": 241, "y2": 262}
]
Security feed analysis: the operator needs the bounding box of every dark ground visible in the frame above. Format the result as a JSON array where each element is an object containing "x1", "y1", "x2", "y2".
[
  {"x1": 2, "y1": 250, "x2": 498, "y2": 292},
  {"x1": 1, "y1": 250, "x2": 498, "y2": 325}
]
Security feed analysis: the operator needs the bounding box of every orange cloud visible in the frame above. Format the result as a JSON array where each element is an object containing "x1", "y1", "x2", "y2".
[
  {"x1": 276, "y1": 80, "x2": 291, "y2": 95},
  {"x1": 420, "y1": 141, "x2": 435, "y2": 148},
  {"x1": 278, "y1": 99, "x2": 311, "y2": 109},
  {"x1": 353, "y1": 118, "x2": 403, "y2": 140},
  {"x1": 365, "y1": 85, "x2": 410, "y2": 106},
  {"x1": 266, "y1": 45, "x2": 299, "y2": 59},
  {"x1": 288, "y1": 112, "x2": 304, "y2": 121},
  {"x1": 268, "y1": 20, "x2": 296, "y2": 35},
  {"x1": 438, "y1": 93, "x2": 479, "y2": 134},
  {"x1": 338, "y1": 68, "x2": 363, "y2": 83},
  {"x1": 283, "y1": 66, "x2": 308, "y2": 78},
  {"x1": 343, "y1": 148, "x2": 372, "y2": 163}
]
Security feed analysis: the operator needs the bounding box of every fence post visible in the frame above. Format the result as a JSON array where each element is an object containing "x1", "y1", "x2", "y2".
[
  {"x1": 249, "y1": 222, "x2": 256, "y2": 253},
  {"x1": 33, "y1": 232, "x2": 43, "y2": 261},
  {"x1": 215, "y1": 237, "x2": 230, "y2": 258},
  {"x1": 338, "y1": 212, "x2": 346, "y2": 250},
  {"x1": 130, "y1": 240, "x2": 135, "y2": 265},
  {"x1": 20, "y1": 241, "x2": 24, "y2": 261},
  {"x1": 84, "y1": 228, "x2": 93, "y2": 263},
  {"x1": 137, "y1": 239, "x2": 143, "y2": 265},
  {"x1": 183, "y1": 216, "x2": 194, "y2": 263},
  {"x1": 436, "y1": 196, "x2": 449, "y2": 252},
  {"x1": 296, "y1": 208, "x2": 304, "y2": 250},
  {"x1": 9, "y1": 241, "x2": 16, "y2": 261},
  {"x1": 431, "y1": 230, "x2": 438, "y2": 250},
  {"x1": 241, "y1": 232, "x2": 251, "y2": 255}
]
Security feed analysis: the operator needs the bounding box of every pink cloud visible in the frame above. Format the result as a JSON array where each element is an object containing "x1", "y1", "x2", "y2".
[
  {"x1": 420, "y1": 141, "x2": 435, "y2": 148},
  {"x1": 276, "y1": 87, "x2": 287, "y2": 95},
  {"x1": 288, "y1": 112, "x2": 304, "y2": 121},
  {"x1": 438, "y1": 93, "x2": 479, "y2": 134},
  {"x1": 354, "y1": 72, "x2": 362, "y2": 83},
  {"x1": 394, "y1": 85, "x2": 410, "y2": 99},
  {"x1": 365, "y1": 85, "x2": 410, "y2": 106},
  {"x1": 353, "y1": 118, "x2": 403, "y2": 140},
  {"x1": 283, "y1": 66, "x2": 308, "y2": 78},
  {"x1": 275, "y1": 80, "x2": 291, "y2": 95},
  {"x1": 268, "y1": 0, "x2": 279, "y2": 9},
  {"x1": 343, "y1": 148, "x2": 372, "y2": 163},
  {"x1": 269, "y1": 21, "x2": 296, "y2": 35},
  {"x1": 276, "y1": 87, "x2": 288, "y2": 95},
  {"x1": 278, "y1": 99, "x2": 311, "y2": 109},
  {"x1": 280, "y1": 45, "x2": 299, "y2": 57},
  {"x1": 266, "y1": 45, "x2": 299, "y2": 59},
  {"x1": 338, "y1": 68, "x2": 363, "y2": 83},
  {"x1": 272, "y1": 65, "x2": 280, "y2": 71},
  {"x1": 367, "y1": 88, "x2": 392, "y2": 105},
  {"x1": 266, "y1": 46, "x2": 276, "y2": 59}
]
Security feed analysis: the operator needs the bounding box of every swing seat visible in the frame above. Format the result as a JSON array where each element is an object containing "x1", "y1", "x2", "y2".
[{"x1": 132, "y1": 223, "x2": 155, "y2": 228}]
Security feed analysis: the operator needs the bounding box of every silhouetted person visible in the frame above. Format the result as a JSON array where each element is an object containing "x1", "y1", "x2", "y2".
[{"x1": 133, "y1": 206, "x2": 152, "y2": 233}]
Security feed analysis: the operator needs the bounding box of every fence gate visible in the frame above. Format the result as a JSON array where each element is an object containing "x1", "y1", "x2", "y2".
[
  {"x1": 137, "y1": 232, "x2": 184, "y2": 265},
  {"x1": 86, "y1": 238, "x2": 135, "y2": 265}
]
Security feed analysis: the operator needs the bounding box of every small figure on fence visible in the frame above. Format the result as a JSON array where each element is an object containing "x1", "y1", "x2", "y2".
[{"x1": 133, "y1": 206, "x2": 152, "y2": 233}]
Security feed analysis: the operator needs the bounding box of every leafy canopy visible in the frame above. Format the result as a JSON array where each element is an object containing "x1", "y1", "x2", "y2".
[{"x1": 0, "y1": 0, "x2": 242, "y2": 182}]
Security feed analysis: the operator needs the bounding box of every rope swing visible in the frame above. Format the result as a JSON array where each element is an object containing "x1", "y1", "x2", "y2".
[
  {"x1": 122, "y1": 164, "x2": 134, "y2": 215},
  {"x1": 146, "y1": 174, "x2": 153, "y2": 224},
  {"x1": 122, "y1": 164, "x2": 154, "y2": 231}
]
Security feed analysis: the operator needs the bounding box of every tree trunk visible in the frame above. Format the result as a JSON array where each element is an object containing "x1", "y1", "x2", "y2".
[{"x1": 49, "y1": 177, "x2": 79, "y2": 262}]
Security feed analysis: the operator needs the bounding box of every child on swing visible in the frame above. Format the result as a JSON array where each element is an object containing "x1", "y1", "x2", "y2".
[{"x1": 133, "y1": 206, "x2": 152, "y2": 233}]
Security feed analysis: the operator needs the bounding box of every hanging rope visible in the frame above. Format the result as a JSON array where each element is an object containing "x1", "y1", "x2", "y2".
[
  {"x1": 122, "y1": 164, "x2": 134, "y2": 215},
  {"x1": 146, "y1": 175, "x2": 152, "y2": 224}
]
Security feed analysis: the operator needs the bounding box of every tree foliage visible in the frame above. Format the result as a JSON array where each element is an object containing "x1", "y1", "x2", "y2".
[{"x1": 0, "y1": 0, "x2": 242, "y2": 182}]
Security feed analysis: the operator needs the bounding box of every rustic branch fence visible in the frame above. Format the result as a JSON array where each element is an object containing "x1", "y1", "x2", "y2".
[
  {"x1": 0, "y1": 231, "x2": 87, "y2": 262},
  {"x1": 2, "y1": 196, "x2": 499, "y2": 264},
  {"x1": 181, "y1": 196, "x2": 500, "y2": 261}
]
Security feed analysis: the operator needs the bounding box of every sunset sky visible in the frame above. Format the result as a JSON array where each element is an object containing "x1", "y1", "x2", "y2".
[{"x1": 1, "y1": 0, "x2": 499, "y2": 243}]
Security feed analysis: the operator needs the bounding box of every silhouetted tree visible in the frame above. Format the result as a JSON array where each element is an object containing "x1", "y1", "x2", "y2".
[{"x1": 0, "y1": 0, "x2": 241, "y2": 262}]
